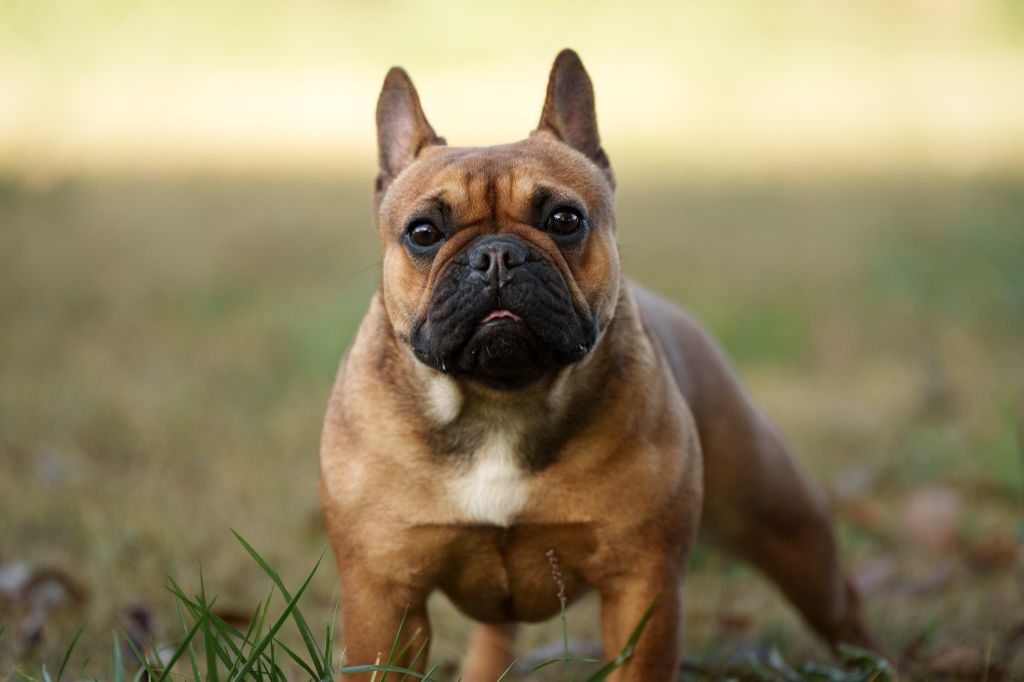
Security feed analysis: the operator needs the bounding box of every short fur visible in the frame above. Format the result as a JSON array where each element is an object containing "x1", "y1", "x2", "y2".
[{"x1": 320, "y1": 49, "x2": 873, "y2": 681}]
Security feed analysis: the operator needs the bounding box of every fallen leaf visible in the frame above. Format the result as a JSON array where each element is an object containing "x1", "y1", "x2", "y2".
[
  {"x1": 719, "y1": 611, "x2": 757, "y2": 634},
  {"x1": 0, "y1": 562, "x2": 88, "y2": 650},
  {"x1": 213, "y1": 607, "x2": 255, "y2": 629},
  {"x1": 965, "y1": 532, "x2": 1018, "y2": 572}
]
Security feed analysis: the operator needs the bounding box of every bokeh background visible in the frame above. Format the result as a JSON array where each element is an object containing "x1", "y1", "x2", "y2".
[{"x1": 2, "y1": 0, "x2": 1023, "y2": 678}]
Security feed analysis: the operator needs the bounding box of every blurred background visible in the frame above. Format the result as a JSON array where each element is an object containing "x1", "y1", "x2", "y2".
[{"x1": 1, "y1": 0, "x2": 1022, "y2": 678}]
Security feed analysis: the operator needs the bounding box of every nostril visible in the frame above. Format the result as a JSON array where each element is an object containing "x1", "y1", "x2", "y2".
[
  {"x1": 503, "y1": 248, "x2": 525, "y2": 269},
  {"x1": 471, "y1": 250, "x2": 492, "y2": 272}
]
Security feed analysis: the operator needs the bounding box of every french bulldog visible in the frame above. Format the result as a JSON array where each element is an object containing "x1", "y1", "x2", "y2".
[{"x1": 319, "y1": 49, "x2": 873, "y2": 681}]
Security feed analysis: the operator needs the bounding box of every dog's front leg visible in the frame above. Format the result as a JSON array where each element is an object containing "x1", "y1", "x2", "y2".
[
  {"x1": 598, "y1": 572, "x2": 684, "y2": 682},
  {"x1": 337, "y1": 566, "x2": 431, "y2": 681}
]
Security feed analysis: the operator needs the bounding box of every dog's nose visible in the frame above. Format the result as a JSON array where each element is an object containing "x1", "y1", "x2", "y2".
[{"x1": 467, "y1": 236, "x2": 527, "y2": 285}]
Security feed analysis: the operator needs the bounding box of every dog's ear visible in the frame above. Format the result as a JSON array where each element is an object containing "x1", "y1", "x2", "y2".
[
  {"x1": 376, "y1": 67, "x2": 444, "y2": 196},
  {"x1": 535, "y1": 49, "x2": 612, "y2": 183}
]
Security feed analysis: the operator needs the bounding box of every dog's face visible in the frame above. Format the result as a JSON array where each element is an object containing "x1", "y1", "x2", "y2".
[{"x1": 373, "y1": 50, "x2": 620, "y2": 389}]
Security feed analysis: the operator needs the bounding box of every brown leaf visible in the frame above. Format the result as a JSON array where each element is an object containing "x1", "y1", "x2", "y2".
[
  {"x1": 0, "y1": 562, "x2": 89, "y2": 650},
  {"x1": 719, "y1": 611, "x2": 757, "y2": 634},
  {"x1": 965, "y1": 532, "x2": 1018, "y2": 572},
  {"x1": 213, "y1": 607, "x2": 255, "y2": 629}
]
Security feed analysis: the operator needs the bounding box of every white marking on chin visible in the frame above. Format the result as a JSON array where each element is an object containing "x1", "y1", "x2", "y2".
[{"x1": 452, "y1": 429, "x2": 527, "y2": 526}]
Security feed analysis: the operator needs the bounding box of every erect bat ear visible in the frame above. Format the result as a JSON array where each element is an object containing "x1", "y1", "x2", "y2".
[
  {"x1": 535, "y1": 49, "x2": 612, "y2": 183},
  {"x1": 375, "y1": 67, "x2": 445, "y2": 197}
]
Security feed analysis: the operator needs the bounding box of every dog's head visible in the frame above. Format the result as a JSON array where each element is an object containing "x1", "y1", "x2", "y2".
[{"x1": 373, "y1": 49, "x2": 619, "y2": 389}]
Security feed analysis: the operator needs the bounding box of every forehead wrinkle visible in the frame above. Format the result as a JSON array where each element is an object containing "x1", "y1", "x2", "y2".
[
  {"x1": 409, "y1": 176, "x2": 468, "y2": 219},
  {"x1": 410, "y1": 143, "x2": 608, "y2": 229},
  {"x1": 449, "y1": 170, "x2": 491, "y2": 227},
  {"x1": 495, "y1": 169, "x2": 520, "y2": 225}
]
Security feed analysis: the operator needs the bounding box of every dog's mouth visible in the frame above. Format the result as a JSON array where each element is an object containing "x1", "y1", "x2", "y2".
[{"x1": 480, "y1": 309, "x2": 522, "y2": 325}]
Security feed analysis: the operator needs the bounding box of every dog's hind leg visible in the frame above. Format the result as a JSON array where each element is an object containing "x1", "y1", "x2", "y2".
[
  {"x1": 633, "y1": 284, "x2": 874, "y2": 650},
  {"x1": 698, "y1": 415, "x2": 874, "y2": 649},
  {"x1": 461, "y1": 623, "x2": 518, "y2": 682}
]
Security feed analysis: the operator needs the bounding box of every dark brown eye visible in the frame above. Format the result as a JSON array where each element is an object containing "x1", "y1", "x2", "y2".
[
  {"x1": 408, "y1": 221, "x2": 444, "y2": 247},
  {"x1": 547, "y1": 210, "x2": 582, "y2": 235}
]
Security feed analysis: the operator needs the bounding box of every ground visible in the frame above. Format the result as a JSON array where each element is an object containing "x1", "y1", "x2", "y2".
[{"x1": 1, "y1": 171, "x2": 1022, "y2": 679}]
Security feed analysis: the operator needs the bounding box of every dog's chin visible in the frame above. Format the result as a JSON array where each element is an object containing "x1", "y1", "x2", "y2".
[{"x1": 453, "y1": 320, "x2": 556, "y2": 390}]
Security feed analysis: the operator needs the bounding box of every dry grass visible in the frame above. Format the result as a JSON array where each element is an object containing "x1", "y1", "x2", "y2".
[{"x1": 1, "y1": 170, "x2": 1022, "y2": 678}]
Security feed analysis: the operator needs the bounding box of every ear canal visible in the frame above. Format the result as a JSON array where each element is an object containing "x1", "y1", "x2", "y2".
[
  {"x1": 536, "y1": 49, "x2": 612, "y2": 179},
  {"x1": 376, "y1": 67, "x2": 444, "y2": 194}
]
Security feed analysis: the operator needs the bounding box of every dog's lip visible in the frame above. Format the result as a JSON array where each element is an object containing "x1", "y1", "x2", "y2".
[{"x1": 480, "y1": 309, "x2": 522, "y2": 324}]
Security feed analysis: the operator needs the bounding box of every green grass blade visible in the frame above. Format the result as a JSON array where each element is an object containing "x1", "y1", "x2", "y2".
[
  {"x1": 179, "y1": 593, "x2": 269, "y2": 671},
  {"x1": 203, "y1": 605, "x2": 220, "y2": 681},
  {"x1": 119, "y1": 624, "x2": 158, "y2": 682},
  {"x1": 399, "y1": 637, "x2": 430, "y2": 682},
  {"x1": 268, "y1": 641, "x2": 284, "y2": 682},
  {"x1": 324, "y1": 600, "x2": 340, "y2": 671},
  {"x1": 56, "y1": 625, "x2": 84, "y2": 681},
  {"x1": 271, "y1": 643, "x2": 286, "y2": 682},
  {"x1": 167, "y1": 580, "x2": 243, "y2": 669},
  {"x1": 583, "y1": 594, "x2": 660, "y2": 682},
  {"x1": 198, "y1": 567, "x2": 220, "y2": 682},
  {"x1": 532, "y1": 656, "x2": 601, "y2": 673},
  {"x1": 272, "y1": 639, "x2": 320, "y2": 680},
  {"x1": 153, "y1": 609, "x2": 211, "y2": 682},
  {"x1": 533, "y1": 659, "x2": 561, "y2": 672},
  {"x1": 254, "y1": 586, "x2": 275, "y2": 645},
  {"x1": 167, "y1": 578, "x2": 246, "y2": 646},
  {"x1": 173, "y1": 584, "x2": 204, "y2": 682},
  {"x1": 228, "y1": 549, "x2": 324, "y2": 682},
  {"x1": 113, "y1": 632, "x2": 125, "y2": 682},
  {"x1": 225, "y1": 597, "x2": 268, "y2": 680},
  {"x1": 41, "y1": 664, "x2": 53, "y2": 682},
  {"x1": 257, "y1": 646, "x2": 273, "y2": 682},
  {"x1": 232, "y1": 531, "x2": 327, "y2": 678},
  {"x1": 379, "y1": 606, "x2": 410, "y2": 682},
  {"x1": 204, "y1": 612, "x2": 255, "y2": 663},
  {"x1": 340, "y1": 664, "x2": 432, "y2": 679}
]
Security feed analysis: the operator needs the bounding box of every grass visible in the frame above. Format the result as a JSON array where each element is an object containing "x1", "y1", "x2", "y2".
[
  {"x1": 10, "y1": 533, "x2": 894, "y2": 682},
  {"x1": 1, "y1": 170, "x2": 1022, "y2": 678}
]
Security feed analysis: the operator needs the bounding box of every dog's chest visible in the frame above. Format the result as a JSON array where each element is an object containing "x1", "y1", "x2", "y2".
[{"x1": 450, "y1": 429, "x2": 528, "y2": 526}]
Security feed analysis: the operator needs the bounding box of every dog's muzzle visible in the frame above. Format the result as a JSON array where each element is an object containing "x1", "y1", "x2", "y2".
[{"x1": 410, "y1": 235, "x2": 596, "y2": 388}]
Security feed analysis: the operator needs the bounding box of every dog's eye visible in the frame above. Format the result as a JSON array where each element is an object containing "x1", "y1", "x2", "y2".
[
  {"x1": 408, "y1": 221, "x2": 444, "y2": 247},
  {"x1": 546, "y1": 210, "x2": 582, "y2": 235}
]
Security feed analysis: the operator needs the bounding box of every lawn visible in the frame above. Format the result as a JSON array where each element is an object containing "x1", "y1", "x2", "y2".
[{"x1": 1, "y1": 170, "x2": 1022, "y2": 679}]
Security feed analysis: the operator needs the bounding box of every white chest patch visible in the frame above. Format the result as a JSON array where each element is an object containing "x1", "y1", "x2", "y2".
[{"x1": 451, "y1": 430, "x2": 527, "y2": 526}]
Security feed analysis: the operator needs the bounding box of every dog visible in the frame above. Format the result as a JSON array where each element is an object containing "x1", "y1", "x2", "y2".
[{"x1": 319, "y1": 49, "x2": 873, "y2": 681}]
